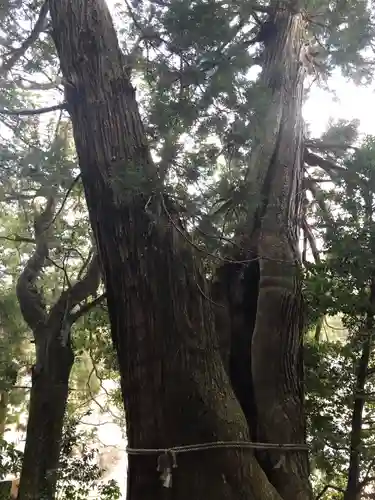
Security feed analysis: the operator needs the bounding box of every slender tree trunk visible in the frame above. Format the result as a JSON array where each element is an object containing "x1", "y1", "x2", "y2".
[
  {"x1": 344, "y1": 192, "x2": 375, "y2": 500},
  {"x1": 344, "y1": 286, "x2": 374, "y2": 499},
  {"x1": 17, "y1": 333, "x2": 73, "y2": 500},
  {"x1": 343, "y1": 335, "x2": 370, "y2": 500},
  {"x1": 49, "y1": 1, "x2": 311, "y2": 499}
]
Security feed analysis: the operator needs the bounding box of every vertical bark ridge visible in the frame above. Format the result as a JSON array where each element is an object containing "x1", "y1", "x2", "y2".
[{"x1": 240, "y1": 8, "x2": 311, "y2": 500}]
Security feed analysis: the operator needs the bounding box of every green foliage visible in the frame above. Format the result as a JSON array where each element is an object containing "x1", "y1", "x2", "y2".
[
  {"x1": 0, "y1": 439, "x2": 23, "y2": 479},
  {"x1": 57, "y1": 415, "x2": 121, "y2": 500},
  {"x1": 0, "y1": 418, "x2": 121, "y2": 499},
  {"x1": 304, "y1": 132, "x2": 375, "y2": 495}
]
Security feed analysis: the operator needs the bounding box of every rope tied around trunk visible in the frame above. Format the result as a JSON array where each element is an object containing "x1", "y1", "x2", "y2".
[{"x1": 126, "y1": 440, "x2": 310, "y2": 488}]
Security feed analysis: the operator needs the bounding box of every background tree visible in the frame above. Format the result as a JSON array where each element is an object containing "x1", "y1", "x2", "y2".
[
  {"x1": 0, "y1": 45, "x2": 121, "y2": 498},
  {"x1": 304, "y1": 132, "x2": 375, "y2": 499}
]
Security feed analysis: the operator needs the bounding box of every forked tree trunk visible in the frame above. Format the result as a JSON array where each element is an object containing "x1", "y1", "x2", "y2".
[
  {"x1": 50, "y1": 0, "x2": 311, "y2": 499},
  {"x1": 16, "y1": 198, "x2": 100, "y2": 500}
]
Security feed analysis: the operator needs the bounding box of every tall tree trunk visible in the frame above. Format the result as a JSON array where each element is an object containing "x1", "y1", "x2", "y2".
[
  {"x1": 218, "y1": 7, "x2": 311, "y2": 500},
  {"x1": 344, "y1": 184, "x2": 374, "y2": 500},
  {"x1": 50, "y1": 0, "x2": 311, "y2": 499},
  {"x1": 343, "y1": 329, "x2": 371, "y2": 500},
  {"x1": 17, "y1": 334, "x2": 73, "y2": 500}
]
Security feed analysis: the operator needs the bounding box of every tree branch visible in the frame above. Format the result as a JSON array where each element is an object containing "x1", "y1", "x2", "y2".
[
  {"x1": 315, "y1": 484, "x2": 344, "y2": 500},
  {"x1": 304, "y1": 176, "x2": 332, "y2": 222},
  {"x1": 0, "y1": 0, "x2": 50, "y2": 76},
  {"x1": 0, "y1": 235, "x2": 35, "y2": 244},
  {"x1": 48, "y1": 173, "x2": 81, "y2": 228},
  {"x1": 0, "y1": 103, "x2": 65, "y2": 116},
  {"x1": 304, "y1": 149, "x2": 346, "y2": 173},
  {"x1": 16, "y1": 197, "x2": 56, "y2": 332},
  {"x1": 49, "y1": 253, "x2": 101, "y2": 325},
  {"x1": 70, "y1": 293, "x2": 106, "y2": 323},
  {"x1": 305, "y1": 140, "x2": 358, "y2": 151},
  {"x1": 302, "y1": 218, "x2": 320, "y2": 263}
]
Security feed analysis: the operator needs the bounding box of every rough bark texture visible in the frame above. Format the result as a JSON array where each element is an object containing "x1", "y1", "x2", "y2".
[
  {"x1": 16, "y1": 200, "x2": 101, "y2": 500},
  {"x1": 216, "y1": 8, "x2": 311, "y2": 500},
  {"x1": 49, "y1": 0, "x2": 311, "y2": 499},
  {"x1": 17, "y1": 334, "x2": 73, "y2": 500}
]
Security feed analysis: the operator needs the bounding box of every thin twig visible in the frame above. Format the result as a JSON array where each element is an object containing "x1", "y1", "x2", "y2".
[{"x1": 48, "y1": 173, "x2": 81, "y2": 228}]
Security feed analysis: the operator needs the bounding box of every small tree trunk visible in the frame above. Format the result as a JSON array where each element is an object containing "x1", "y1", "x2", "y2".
[
  {"x1": 0, "y1": 391, "x2": 8, "y2": 438},
  {"x1": 17, "y1": 333, "x2": 73, "y2": 500},
  {"x1": 344, "y1": 299, "x2": 373, "y2": 499}
]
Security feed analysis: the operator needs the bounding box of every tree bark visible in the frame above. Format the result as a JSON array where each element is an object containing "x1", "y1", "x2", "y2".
[
  {"x1": 216, "y1": 8, "x2": 311, "y2": 500},
  {"x1": 343, "y1": 331, "x2": 370, "y2": 500},
  {"x1": 16, "y1": 199, "x2": 101, "y2": 500},
  {"x1": 344, "y1": 259, "x2": 374, "y2": 498},
  {"x1": 17, "y1": 334, "x2": 73, "y2": 500},
  {"x1": 49, "y1": 1, "x2": 311, "y2": 499},
  {"x1": 0, "y1": 391, "x2": 8, "y2": 438}
]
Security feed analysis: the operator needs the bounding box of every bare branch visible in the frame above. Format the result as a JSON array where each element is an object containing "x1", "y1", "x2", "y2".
[
  {"x1": 48, "y1": 173, "x2": 81, "y2": 228},
  {"x1": 305, "y1": 140, "x2": 358, "y2": 151},
  {"x1": 302, "y1": 218, "x2": 320, "y2": 263},
  {"x1": 304, "y1": 149, "x2": 346, "y2": 173},
  {"x1": 0, "y1": 234, "x2": 35, "y2": 244},
  {"x1": 359, "y1": 458, "x2": 375, "y2": 489},
  {"x1": 315, "y1": 485, "x2": 344, "y2": 500},
  {"x1": 49, "y1": 253, "x2": 101, "y2": 325},
  {"x1": 0, "y1": 0, "x2": 50, "y2": 76},
  {"x1": 77, "y1": 247, "x2": 94, "y2": 281},
  {"x1": 304, "y1": 176, "x2": 332, "y2": 222},
  {"x1": 16, "y1": 197, "x2": 56, "y2": 332},
  {"x1": 0, "y1": 103, "x2": 65, "y2": 117},
  {"x1": 70, "y1": 293, "x2": 106, "y2": 323},
  {"x1": 12, "y1": 76, "x2": 63, "y2": 91}
]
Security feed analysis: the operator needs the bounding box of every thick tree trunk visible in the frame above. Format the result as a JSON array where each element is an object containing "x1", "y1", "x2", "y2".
[
  {"x1": 49, "y1": 1, "x2": 311, "y2": 499},
  {"x1": 17, "y1": 332, "x2": 73, "y2": 500},
  {"x1": 217, "y1": 8, "x2": 311, "y2": 500}
]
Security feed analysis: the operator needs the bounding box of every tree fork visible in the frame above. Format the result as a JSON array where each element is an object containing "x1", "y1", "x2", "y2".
[{"x1": 48, "y1": 0, "x2": 289, "y2": 499}]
